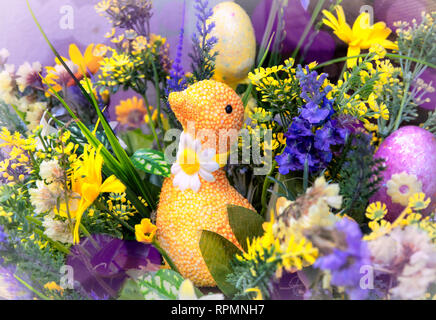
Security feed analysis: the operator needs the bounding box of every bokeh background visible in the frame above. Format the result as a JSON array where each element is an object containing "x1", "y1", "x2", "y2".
[{"x1": 1, "y1": 0, "x2": 435, "y2": 110}]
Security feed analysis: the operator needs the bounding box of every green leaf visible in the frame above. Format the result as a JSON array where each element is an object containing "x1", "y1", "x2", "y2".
[
  {"x1": 199, "y1": 230, "x2": 241, "y2": 298},
  {"x1": 131, "y1": 148, "x2": 171, "y2": 178},
  {"x1": 120, "y1": 129, "x2": 154, "y2": 155},
  {"x1": 118, "y1": 279, "x2": 145, "y2": 300},
  {"x1": 135, "y1": 269, "x2": 185, "y2": 300},
  {"x1": 227, "y1": 205, "x2": 264, "y2": 252}
]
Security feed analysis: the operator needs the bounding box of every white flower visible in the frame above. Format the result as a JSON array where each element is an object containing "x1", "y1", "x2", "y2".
[
  {"x1": 42, "y1": 215, "x2": 73, "y2": 244},
  {"x1": 0, "y1": 68, "x2": 16, "y2": 105},
  {"x1": 29, "y1": 180, "x2": 63, "y2": 214},
  {"x1": 387, "y1": 172, "x2": 422, "y2": 206},
  {"x1": 51, "y1": 60, "x2": 78, "y2": 86},
  {"x1": 25, "y1": 102, "x2": 46, "y2": 131},
  {"x1": 16, "y1": 61, "x2": 42, "y2": 92},
  {"x1": 369, "y1": 225, "x2": 436, "y2": 300},
  {"x1": 178, "y1": 279, "x2": 224, "y2": 300},
  {"x1": 39, "y1": 159, "x2": 64, "y2": 183},
  {"x1": 0, "y1": 48, "x2": 10, "y2": 68},
  {"x1": 171, "y1": 132, "x2": 219, "y2": 193}
]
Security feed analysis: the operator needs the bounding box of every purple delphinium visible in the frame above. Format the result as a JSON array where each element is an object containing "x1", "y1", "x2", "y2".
[
  {"x1": 275, "y1": 66, "x2": 348, "y2": 174},
  {"x1": 166, "y1": 0, "x2": 187, "y2": 95},
  {"x1": 314, "y1": 218, "x2": 372, "y2": 300}
]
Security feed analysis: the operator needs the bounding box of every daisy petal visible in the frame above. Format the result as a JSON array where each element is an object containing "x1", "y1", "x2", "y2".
[{"x1": 199, "y1": 168, "x2": 216, "y2": 182}]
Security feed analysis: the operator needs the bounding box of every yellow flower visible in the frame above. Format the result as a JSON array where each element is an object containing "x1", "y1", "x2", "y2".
[
  {"x1": 115, "y1": 96, "x2": 147, "y2": 128},
  {"x1": 135, "y1": 218, "x2": 157, "y2": 243},
  {"x1": 70, "y1": 145, "x2": 126, "y2": 243},
  {"x1": 132, "y1": 36, "x2": 148, "y2": 53},
  {"x1": 322, "y1": 5, "x2": 397, "y2": 68},
  {"x1": 408, "y1": 192, "x2": 431, "y2": 211},
  {"x1": 44, "y1": 43, "x2": 105, "y2": 92},
  {"x1": 386, "y1": 172, "x2": 422, "y2": 206},
  {"x1": 245, "y1": 288, "x2": 263, "y2": 300},
  {"x1": 366, "y1": 202, "x2": 387, "y2": 221},
  {"x1": 44, "y1": 281, "x2": 64, "y2": 294}
]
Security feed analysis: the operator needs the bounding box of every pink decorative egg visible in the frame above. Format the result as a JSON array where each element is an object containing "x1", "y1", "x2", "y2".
[{"x1": 370, "y1": 126, "x2": 436, "y2": 221}]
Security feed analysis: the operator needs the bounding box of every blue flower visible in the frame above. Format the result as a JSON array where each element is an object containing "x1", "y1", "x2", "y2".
[
  {"x1": 275, "y1": 66, "x2": 348, "y2": 174},
  {"x1": 314, "y1": 218, "x2": 371, "y2": 300}
]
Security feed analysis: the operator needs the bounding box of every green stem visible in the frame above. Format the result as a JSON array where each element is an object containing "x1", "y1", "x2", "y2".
[
  {"x1": 242, "y1": 35, "x2": 275, "y2": 107},
  {"x1": 152, "y1": 239, "x2": 179, "y2": 274},
  {"x1": 151, "y1": 61, "x2": 164, "y2": 131},
  {"x1": 25, "y1": 216, "x2": 70, "y2": 255},
  {"x1": 142, "y1": 93, "x2": 163, "y2": 152},
  {"x1": 13, "y1": 274, "x2": 51, "y2": 300},
  {"x1": 291, "y1": 0, "x2": 326, "y2": 60},
  {"x1": 393, "y1": 81, "x2": 411, "y2": 131},
  {"x1": 260, "y1": 160, "x2": 277, "y2": 218}
]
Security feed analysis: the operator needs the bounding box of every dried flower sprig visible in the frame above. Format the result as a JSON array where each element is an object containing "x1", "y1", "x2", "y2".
[{"x1": 189, "y1": 0, "x2": 218, "y2": 82}]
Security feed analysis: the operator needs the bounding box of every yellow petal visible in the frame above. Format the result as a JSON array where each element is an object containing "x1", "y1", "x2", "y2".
[
  {"x1": 99, "y1": 175, "x2": 126, "y2": 194},
  {"x1": 322, "y1": 10, "x2": 339, "y2": 30},
  {"x1": 178, "y1": 279, "x2": 197, "y2": 300},
  {"x1": 82, "y1": 183, "x2": 100, "y2": 203},
  {"x1": 352, "y1": 12, "x2": 371, "y2": 34},
  {"x1": 69, "y1": 44, "x2": 85, "y2": 69},
  {"x1": 72, "y1": 199, "x2": 92, "y2": 244},
  {"x1": 347, "y1": 46, "x2": 361, "y2": 68}
]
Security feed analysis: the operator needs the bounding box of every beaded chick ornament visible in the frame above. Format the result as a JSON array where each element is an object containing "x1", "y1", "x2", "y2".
[{"x1": 156, "y1": 80, "x2": 255, "y2": 287}]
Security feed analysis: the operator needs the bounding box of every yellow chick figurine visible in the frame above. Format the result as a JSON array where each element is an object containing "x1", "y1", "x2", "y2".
[
  {"x1": 209, "y1": 2, "x2": 256, "y2": 89},
  {"x1": 156, "y1": 80, "x2": 255, "y2": 287}
]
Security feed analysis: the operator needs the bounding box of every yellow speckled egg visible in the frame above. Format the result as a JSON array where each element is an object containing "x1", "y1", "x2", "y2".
[{"x1": 209, "y1": 2, "x2": 256, "y2": 88}]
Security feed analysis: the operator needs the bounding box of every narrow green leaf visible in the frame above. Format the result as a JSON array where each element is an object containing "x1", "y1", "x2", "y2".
[
  {"x1": 199, "y1": 230, "x2": 241, "y2": 298},
  {"x1": 227, "y1": 205, "x2": 264, "y2": 252},
  {"x1": 131, "y1": 149, "x2": 171, "y2": 177}
]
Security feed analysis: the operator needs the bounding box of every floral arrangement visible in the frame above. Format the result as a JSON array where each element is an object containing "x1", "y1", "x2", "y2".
[{"x1": 0, "y1": 0, "x2": 436, "y2": 301}]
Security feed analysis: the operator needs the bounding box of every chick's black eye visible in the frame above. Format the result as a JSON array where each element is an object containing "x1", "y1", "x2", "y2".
[{"x1": 225, "y1": 105, "x2": 233, "y2": 114}]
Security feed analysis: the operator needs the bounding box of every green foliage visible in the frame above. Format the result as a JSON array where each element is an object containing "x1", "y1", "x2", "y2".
[
  {"x1": 226, "y1": 246, "x2": 277, "y2": 300},
  {"x1": 330, "y1": 133, "x2": 385, "y2": 223},
  {"x1": 423, "y1": 110, "x2": 436, "y2": 135},
  {"x1": 199, "y1": 230, "x2": 241, "y2": 297},
  {"x1": 131, "y1": 148, "x2": 171, "y2": 178},
  {"x1": 0, "y1": 101, "x2": 27, "y2": 134},
  {"x1": 120, "y1": 269, "x2": 184, "y2": 300},
  {"x1": 227, "y1": 205, "x2": 264, "y2": 252}
]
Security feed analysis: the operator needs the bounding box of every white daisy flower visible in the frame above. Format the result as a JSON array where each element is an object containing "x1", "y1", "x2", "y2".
[{"x1": 171, "y1": 132, "x2": 219, "y2": 193}]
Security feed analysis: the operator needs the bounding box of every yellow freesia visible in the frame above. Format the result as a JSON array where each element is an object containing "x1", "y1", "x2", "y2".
[
  {"x1": 135, "y1": 218, "x2": 157, "y2": 243},
  {"x1": 322, "y1": 6, "x2": 398, "y2": 68},
  {"x1": 70, "y1": 145, "x2": 126, "y2": 243}
]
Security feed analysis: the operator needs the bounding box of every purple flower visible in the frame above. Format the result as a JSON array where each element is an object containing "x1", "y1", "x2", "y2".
[
  {"x1": 300, "y1": 0, "x2": 310, "y2": 11},
  {"x1": 189, "y1": 0, "x2": 218, "y2": 81},
  {"x1": 300, "y1": 101, "x2": 331, "y2": 125},
  {"x1": 0, "y1": 265, "x2": 33, "y2": 300},
  {"x1": 166, "y1": 0, "x2": 187, "y2": 95},
  {"x1": 66, "y1": 234, "x2": 162, "y2": 299},
  {"x1": 275, "y1": 66, "x2": 348, "y2": 174},
  {"x1": 314, "y1": 218, "x2": 371, "y2": 300}
]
